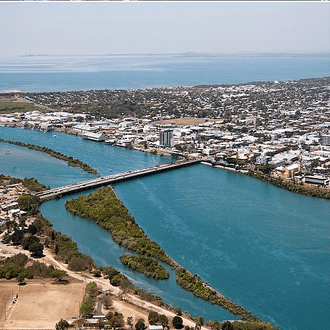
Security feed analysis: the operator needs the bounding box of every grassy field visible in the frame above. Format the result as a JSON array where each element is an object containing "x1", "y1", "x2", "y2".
[{"x1": 0, "y1": 98, "x2": 44, "y2": 114}]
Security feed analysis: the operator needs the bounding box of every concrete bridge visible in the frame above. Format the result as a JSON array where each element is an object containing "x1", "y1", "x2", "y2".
[{"x1": 35, "y1": 159, "x2": 201, "y2": 201}]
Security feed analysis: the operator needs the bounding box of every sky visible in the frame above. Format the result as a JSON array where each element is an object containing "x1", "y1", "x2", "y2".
[{"x1": 0, "y1": 2, "x2": 329, "y2": 57}]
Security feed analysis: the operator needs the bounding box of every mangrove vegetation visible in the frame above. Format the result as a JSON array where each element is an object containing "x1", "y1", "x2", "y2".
[
  {"x1": 120, "y1": 254, "x2": 169, "y2": 280},
  {"x1": 65, "y1": 186, "x2": 173, "y2": 265}
]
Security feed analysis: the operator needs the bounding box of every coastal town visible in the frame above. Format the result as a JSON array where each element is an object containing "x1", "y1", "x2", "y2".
[
  {"x1": 1, "y1": 77, "x2": 330, "y2": 187},
  {"x1": 0, "y1": 77, "x2": 329, "y2": 330}
]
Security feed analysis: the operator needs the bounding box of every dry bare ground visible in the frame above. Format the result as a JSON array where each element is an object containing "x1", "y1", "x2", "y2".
[
  {"x1": 0, "y1": 244, "x2": 208, "y2": 330},
  {"x1": 0, "y1": 279, "x2": 84, "y2": 330},
  {"x1": 156, "y1": 117, "x2": 208, "y2": 126}
]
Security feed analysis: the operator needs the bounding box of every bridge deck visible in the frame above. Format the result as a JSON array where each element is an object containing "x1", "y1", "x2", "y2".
[{"x1": 36, "y1": 159, "x2": 201, "y2": 201}]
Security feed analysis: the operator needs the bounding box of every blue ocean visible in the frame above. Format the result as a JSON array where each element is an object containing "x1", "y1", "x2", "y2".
[{"x1": 0, "y1": 53, "x2": 329, "y2": 93}]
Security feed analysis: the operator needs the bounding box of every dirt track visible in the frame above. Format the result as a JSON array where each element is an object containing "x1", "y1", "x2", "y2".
[{"x1": 0, "y1": 243, "x2": 208, "y2": 330}]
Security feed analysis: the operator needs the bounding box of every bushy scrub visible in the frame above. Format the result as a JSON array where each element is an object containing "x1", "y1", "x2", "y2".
[{"x1": 120, "y1": 255, "x2": 169, "y2": 280}]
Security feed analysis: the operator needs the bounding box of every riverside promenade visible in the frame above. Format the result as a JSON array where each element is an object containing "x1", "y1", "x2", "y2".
[{"x1": 35, "y1": 159, "x2": 201, "y2": 201}]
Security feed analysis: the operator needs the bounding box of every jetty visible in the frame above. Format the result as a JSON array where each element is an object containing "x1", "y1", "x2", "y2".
[{"x1": 35, "y1": 159, "x2": 201, "y2": 201}]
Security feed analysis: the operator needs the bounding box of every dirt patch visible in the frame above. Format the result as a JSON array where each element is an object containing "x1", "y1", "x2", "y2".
[
  {"x1": 0, "y1": 279, "x2": 85, "y2": 330},
  {"x1": 103, "y1": 297, "x2": 149, "y2": 325},
  {"x1": 156, "y1": 117, "x2": 209, "y2": 126},
  {"x1": 0, "y1": 281, "x2": 16, "y2": 324}
]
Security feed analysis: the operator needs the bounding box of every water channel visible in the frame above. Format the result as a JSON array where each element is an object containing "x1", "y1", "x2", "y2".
[{"x1": 0, "y1": 126, "x2": 329, "y2": 330}]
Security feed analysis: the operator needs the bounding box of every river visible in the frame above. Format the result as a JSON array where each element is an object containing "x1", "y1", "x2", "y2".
[{"x1": 0, "y1": 126, "x2": 329, "y2": 330}]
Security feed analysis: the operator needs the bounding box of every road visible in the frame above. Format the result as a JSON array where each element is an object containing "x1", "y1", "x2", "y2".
[{"x1": 0, "y1": 241, "x2": 209, "y2": 330}]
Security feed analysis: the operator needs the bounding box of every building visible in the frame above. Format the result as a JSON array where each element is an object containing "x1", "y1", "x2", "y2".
[
  {"x1": 283, "y1": 164, "x2": 299, "y2": 178},
  {"x1": 82, "y1": 132, "x2": 105, "y2": 142},
  {"x1": 160, "y1": 129, "x2": 173, "y2": 147},
  {"x1": 39, "y1": 122, "x2": 52, "y2": 132},
  {"x1": 321, "y1": 135, "x2": 330, "y2": 145},
  {"x1": 304, "y1": 175, "x2": 329, "y2": 186},
  {"x1": 149, "y1": 326, "x2": 163, "y2": 330}
]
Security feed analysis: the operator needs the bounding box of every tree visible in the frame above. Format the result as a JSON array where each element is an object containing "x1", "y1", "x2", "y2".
[
  {"x1": 22, "y1": 235, "x2": 40, "y2": 250},
  {"x1": 29, "y1": 242, "x2": 44, "y2": 258},
  {"x1": 148, "y1": 311, "x2": 159, "y2": 325},
  {"x1": 108, "y1": 312, "x2": 124, "y2": 329},
  {"x1": 135, "y1": 319, "x2": 146, "y2": 330},
  {"x1": 195, "y1": 316, "x2": 204, "y2": 330},
  {"x1": 28, "y1": 223, "x2": 37, "y2": 235},
  {"x1": 101, "y1": 294, "x2": 113, "y2": 309},
  {"x1": 55, "y1": 319, "x2": 70, "y2": 330},
  {"x1": 174, "y1": 307, "x2": 182, "y2": 316},
  {"x1": 94, "y1": 269, "x2": 102, "y2": 277},
  {"x1": 16, "y1": 273, "x2": 26, "y2": 286},
  {"x1": 50, "y1": 269, "x2": 67, "y2": 283},
  {"x1": 127, "y1": 317, "x2": 134, "y2": 330},
  {"x1": 221, "y1": 321, "x2": 234, "y2": 330},
  {"x1": 87, "y1": 281, "x2": 99, "y2": 298},
  {"x1": 17, "y1": 194, "x2": 40, "y2": 215},
  {"x1": 11, "y1": 229, "x2": 24, "y2": 245},
  {"x1": 158, "y1": 315, "x2": 169, "y2": 327},
  {"x1": 80, "y1": 301, "x2": 93, "y2": 318},
  {"x1": 110, "y1": 274, "x2": 122, "y2": 286},
  {"x1": 172, "y1": 316, "x2": 183, "y2": 329}
]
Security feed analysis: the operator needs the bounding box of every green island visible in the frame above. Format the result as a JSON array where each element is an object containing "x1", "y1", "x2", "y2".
[
  {"x1": 0, "y1": 138, "x2": 98, "y2": 175},
  {"x1": 65, "y1": 186, "x2": 172, "y2": 265},
  {"x1": 65, "y1": 185, "x2": 278, "y2": 328},
  {"x1": 120, "y1": 254, "x2": 169, "y2": 280}
]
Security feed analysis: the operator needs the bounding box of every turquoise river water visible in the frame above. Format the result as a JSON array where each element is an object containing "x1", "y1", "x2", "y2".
[{"x1": 0, "y1": 126, "x2": 329, "y2": 330}]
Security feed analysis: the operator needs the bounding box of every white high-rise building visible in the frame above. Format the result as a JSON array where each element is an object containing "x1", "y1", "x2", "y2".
[
  {"x1": 322, "y1": 135, "x2": 330, "y2": 145},
  {"x1": 160, "y1": 129, "x2": 174, "y2": 147}
]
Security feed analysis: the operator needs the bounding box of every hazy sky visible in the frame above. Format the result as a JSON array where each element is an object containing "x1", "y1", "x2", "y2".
[{"x1": 0, "y1": 2, "x2": 329, "y2": 57}]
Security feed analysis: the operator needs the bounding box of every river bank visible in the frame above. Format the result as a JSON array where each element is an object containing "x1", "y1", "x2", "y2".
[{"x1": 64, "y1": 185, "x2": 276, "y2": 326}]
